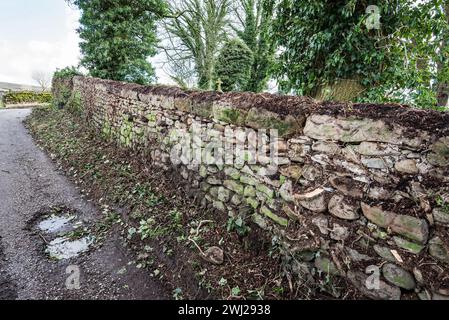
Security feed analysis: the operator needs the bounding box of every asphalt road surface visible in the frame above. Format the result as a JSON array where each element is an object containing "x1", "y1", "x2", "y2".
[{"x1": 0, "y1": 108, "x2": 168, "y2": 300}]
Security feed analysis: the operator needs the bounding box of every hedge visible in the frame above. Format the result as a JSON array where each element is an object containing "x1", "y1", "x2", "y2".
[{"x1": 2, "y1": 91, "x2": 52, "y2": 105}]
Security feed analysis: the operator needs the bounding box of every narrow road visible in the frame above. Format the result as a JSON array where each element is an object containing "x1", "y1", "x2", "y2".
[{"x1": 0, "y1": 108, "x2": 169, "y2": 300}]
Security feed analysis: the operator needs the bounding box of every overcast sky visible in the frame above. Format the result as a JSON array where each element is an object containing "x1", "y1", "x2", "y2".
[{"x1": 0, "y1": 0, "x2": 170, "y2": 86}]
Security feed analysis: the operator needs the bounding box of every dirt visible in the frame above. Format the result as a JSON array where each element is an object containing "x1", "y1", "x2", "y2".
[{"x1": 0, "y1": 238, "x2": 17, "y2": 300}]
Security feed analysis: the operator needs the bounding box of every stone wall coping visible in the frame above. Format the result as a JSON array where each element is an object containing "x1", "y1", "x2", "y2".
[{"x1": 72, "y1": 76, "x2": 449, "y2": 137}]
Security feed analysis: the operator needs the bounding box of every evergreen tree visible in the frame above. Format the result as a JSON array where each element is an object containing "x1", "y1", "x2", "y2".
[
  {"x1": 215, "y1": 39, "x2": 254, "y2": 92},
  {"x1": 69, "y1": 0, "x2": 168, "y2": 85},
  {"x1": 235, "y1": 0, "x2": 276, "y2": 92}
]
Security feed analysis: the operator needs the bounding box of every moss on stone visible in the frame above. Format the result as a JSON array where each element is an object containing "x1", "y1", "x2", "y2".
[
  {"x1": 393, "y1": 237, "x2": 424, "y2": 254},
  {"x1": 224, "y1": 180, "x2": 244, "y2": 195},
  {"x1": 246, "y1": 197, "x2": 259, "y2": 209},
  {"x1": 260, "y1": 206, "x2": 288, "y2": 226}
]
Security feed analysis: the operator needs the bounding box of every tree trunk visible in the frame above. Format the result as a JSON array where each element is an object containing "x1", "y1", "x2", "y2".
[
  {"x1": 437, "y1": 3, "x2": 449, "y2": 107},
  {"x1": 315, "y1": 79, "x2": 365, "y2": 102}
]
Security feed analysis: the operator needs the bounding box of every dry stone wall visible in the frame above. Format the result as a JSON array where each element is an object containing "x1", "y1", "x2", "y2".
[{"x1": 56, "y1": 76, "x2": 449, "y2": 300}]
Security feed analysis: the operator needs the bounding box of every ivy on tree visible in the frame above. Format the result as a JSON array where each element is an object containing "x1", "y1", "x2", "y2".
[
  {"x1": 68, "y1": 0, "x2": 168, "y2": 85},
  {"x1": 215, "y1": 39, "x2": 254, "y2": 92},
  {"x1": 273, "y1": 0, "x2": 449, "y2": 108},
  {"x1": 235, "y1": 0, "x2": 276, "y2": 92}
]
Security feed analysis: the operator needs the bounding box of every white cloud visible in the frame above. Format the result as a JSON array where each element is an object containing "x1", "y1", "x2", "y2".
[{"x1": 0, "y1": 7, "x2": 81, "y2": 86}]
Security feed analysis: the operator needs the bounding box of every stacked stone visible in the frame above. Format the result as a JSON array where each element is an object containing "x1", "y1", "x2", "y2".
[{"x1": 63, "y1": 76, "x2": 449, "y2": 300}]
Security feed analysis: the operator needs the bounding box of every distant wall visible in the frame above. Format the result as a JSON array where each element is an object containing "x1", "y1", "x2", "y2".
[{"x1": 55, "y1": 75, "x2": 449, "y2": 300}]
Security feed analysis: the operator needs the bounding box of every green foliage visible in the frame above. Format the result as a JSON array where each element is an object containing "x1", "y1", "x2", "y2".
[
  {"x1": 53, "y1": 66, "x2": 82, "y2": 81},
  {"x1": 66, "y1": 91, "x2": 83, "y2": 115},
  {"x1": 273, "y1": 0, "x2": 449, "y2": 109},
  {"x1": 51, "y1": 67, "x2": 81, "y2": 110},
  {"x1": 226, "y1": 215, "x2": 250, "y2": 236},
  {"x1": 137, "y1": 217, "x2": 169, "y2": 240},
  {"x1": 2, "y1": 91, "x2": 52, "y2": 105},
  {"x1": 68, "y1": 0, "x2": 168, "y2": 85},
  {"x1": 215, "y1": 39, "x2": 254, "y2": 92},
  {"x1": 235, "y1": 0, "x2": 276, "y2": 92}
]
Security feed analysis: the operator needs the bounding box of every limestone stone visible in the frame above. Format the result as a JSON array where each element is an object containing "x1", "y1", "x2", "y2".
[
  {"x1": 390, "y1": 215, "x2": 429, "y2": 244},
  {"x1": 347, "y1": 271, "x2": 401, "y2": 300},
  {"x1": 240, "y1": 175, "x2": 257, "y2": 186},
  {"x1": 243, "y1": 185, "x2": 256, "y2": 198},
  {"x1": 361, "y1": 203, "x2": 395, "y2": 228},
  {"x1": 301, "y1": 165, "x2": 322, "y2": 181},
  {"x1": 334, "y1": 159, "x2": 366, "y2": 176},
  {"x1": 432, "y1": 293, "x2": 449, "y2": 300},
  {"x1": 217, "y1": 187, "x2": 231, "y2": 203},
  {"x1": 207, "y1": 176, "x2": 222, "y2": 185},
  {"x1": 280, "y1": 165, "x2": 302, "y2": 180},
  {"x1": 312, "y1": 216, "x2": 329, "y2": 235},
  {"x1": 256, "y1": 183, "x2": 274, "y2": 199},
  {"x1": 209, "y1": 187, "x2": 219, "y2": 198},
  {"x1": 413, "y1": 268, "x2": 424, "y2": 285},
  {"x1": 329, "y1": 176, "x2": 364, "y2": 199},
  {"x1": 193, "y1": 101, "x2": 214, "y2": 119},
  {"x1": 433, "y1": 207, "x2": 449, "y2": 226},
  {"x1": 260, "y1": 206, "x2": 288, "y2": 226},
  {"x1": 224, "y1": 167, "x2": 241, "y2": 180},
  {"x1": 328, "y1": 195, "x2": 360, "y2": 220},
  {"x1": 295, "y1": 188, "x2": 327, "y2": 212},
  {"x1": 246, "y1": 197, "x2": 259, "y2": 209},
  {"x1": 368, "y1": 187, "x2": 390, "y2": 200},
  {"x1": 224, "y1": 180, "x2": 244, "y2": 195},
  {"x1": 356, "y1": 142, "x2": 400, "y2": 156},
  {"x1": 393, "y1": 237, "x2": 425, "y2": 254},
  {"x1": 245, "y1": 108, "x2": 302, "y2": 137},
  {"x1": 198, "y1": 165, "x2": 207, "y2": 178},
  {"x1": 382, "y1": 263, "x2": 416, "y2": 290},
  {"x1": 395, "y1": 160, "x2": 418, "y2": 174},
  {"x1": 341, "y1": 145, "x2": 360, "y2": 163},
  {"x1": 303, "y1": 114, "x2": 424, "y2": 148},
  {"x1": 282, "y1": 205, "x2": 301, "y2": 221},
  {"x1": 427, "y1": 137, "x2": 449, "y2": 166},
  {"x1": 231, "y1": 194, "x2": 242, "y2": 206},
  {"x1": 361, "y1": 203, "x2": 428, "y2": 243},
  {"x1": 252, "y1": 214, "x2": 269, "y2": 230},
  {"x1": 291, "y1": 145, "x2": 311, "y2": 163},
  {"x1": 311, "y1": 154, "x2": 329, "y2": 166},
  {"x1": 373, "y1": 245, "x2": 398, "y2": 263},
  {"x1": 279, "y1": 181, "x2": 294, "y2": 202},
  {"x1": 429, "y1": 237, "x2": 449, "y2": 263},
  {"x1": 200, "y1": 182, "x2": 211, "y2": 192},
  {"x1": 330, "y1": 224, "x2": 349, "y2": 241},
  {"x1": 212, "y1": 103, "x2": 246, "y2": 125},
  {"x1": 311, "y1": 141, "x2": 341, "y2": 154},
  {"x1": 361, "y1": 157, "x2": 388, "y2": 170},
  {"x1": 213, "y1": 201, "x2": 226, "y2": 212}
]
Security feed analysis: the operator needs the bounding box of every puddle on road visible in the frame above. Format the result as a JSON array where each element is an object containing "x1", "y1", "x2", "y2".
[
  {"x1": 46, "y1": 236, "x2": 94, "y2": 260},
  {"x1": 33, "y1": 206, "x2": 95, "y2": 261},
  {"x1": 38, "y1": 215, "x2": 75, "y2": 234}
]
